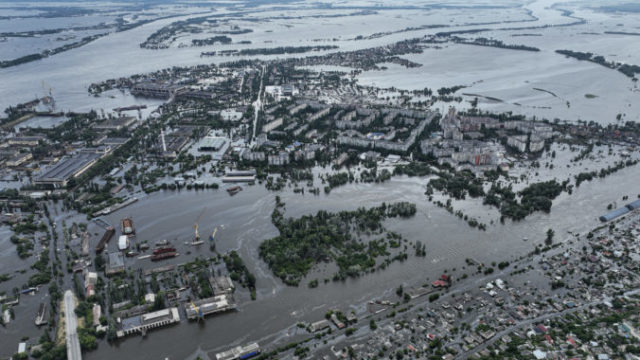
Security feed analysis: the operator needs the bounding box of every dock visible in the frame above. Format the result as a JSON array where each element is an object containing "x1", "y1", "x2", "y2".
[{"x1": 92, "y1": 197, "x2": 138, "y2": 217}]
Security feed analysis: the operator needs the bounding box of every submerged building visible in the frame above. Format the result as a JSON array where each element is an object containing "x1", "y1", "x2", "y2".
[{"x1": 117, "y1": 307, "x2": 180, "y2": 337}]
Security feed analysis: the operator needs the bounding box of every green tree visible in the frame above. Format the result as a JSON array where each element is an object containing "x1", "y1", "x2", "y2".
[{"x1": 545, "y1": 228, "x2": 555, "y2": 246}]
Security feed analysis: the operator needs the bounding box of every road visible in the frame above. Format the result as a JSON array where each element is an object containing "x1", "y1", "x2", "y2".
[
  {"x1": 251, "y1": 65, "x2": 266, "y2": 144},
  {"x1": 64, "y1": 290, "x2": 82, "y2": 360}
]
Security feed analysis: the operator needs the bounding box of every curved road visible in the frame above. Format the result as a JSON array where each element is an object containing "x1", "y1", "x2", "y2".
[{"x1": 64, "y1": 290, "x2": 82, "y2": 360}]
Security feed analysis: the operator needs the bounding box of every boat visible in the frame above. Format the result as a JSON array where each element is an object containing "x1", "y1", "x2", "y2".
[
  {"x1": 153, "y1": 247, "x2": 176, "y2": 255},
  {"x1": 155, "y1": 239, "x2": 170, "y2": 246},
  {"x1": 126, "y1": 251, "x2": 139, "y2": 257},
  {"x1": 186, "y1": 241, "x2": 204, "y2": 246},
  {"x1": 96, "y1": 226, "x2": 115, "y2": 253},
  {"x1": 151, "y1": 252, "x2": 177, "y2": 261},
  {"x1": 121, "y1": 217, "x2": 135, "y2": 235},
  {"x1": 139, "y1": 243, "x2": 150, "y2": 250},
  {"x1": 227, "y1": 186, "x2": 242, "y2": 195},
  {"x1": 209, "y1": 227, "x2": 218, "y2": 241}
]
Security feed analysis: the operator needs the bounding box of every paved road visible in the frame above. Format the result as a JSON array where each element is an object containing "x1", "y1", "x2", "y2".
[{"x1": 64, "y1": 290, "x2": 82, "y2": 360}]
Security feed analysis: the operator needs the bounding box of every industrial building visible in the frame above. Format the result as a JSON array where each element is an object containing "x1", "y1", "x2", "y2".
[
  {"x1": 7, "y1": 136, "x2": 45, "y2": 147},
  {"x1": 223, "y1": 169, "x2": 257, "y2": 183},
  {"x1": 93, "y1": 116, "x2": 136, "y2": 131},
  {"x1": 209, "y1": 276, "x2": 235, "y2": 295},
  {"x1": 34, "y1": 151, "x2": 102, "y2": 188},
  {"x1": 117, "y1": 307, "x2": 181, "y2": 337},
  {"x1": 131, "y1": 83, "x2": 182, "y2": 99},
  {"x1": 310, "y1": 319, "x2": 330, "y2": 332},
  {"x1": 198, "y1": 137, "x2": 226, "y2": 152},
  {"x1": 599, "y1": 199, "x2": 640, "y2": 222},
  {"x1": 215, "y1": 343, "x2": 260, "y2": 360},
  {"x1": 184, "y1": 294, "x2": 236, "y2": 320},
  {"x1": 600, "y1": 206, "x2": 631, "y2": 222},
  {"x1": 627, "y1": 199, "x2": 640, "y2": 210},
  {"x1": 5, "y1": 152, "x2": 33, "y2": 167},
  {"x1": 106, "y1": 252, "x2": 125, "y2": 276}
]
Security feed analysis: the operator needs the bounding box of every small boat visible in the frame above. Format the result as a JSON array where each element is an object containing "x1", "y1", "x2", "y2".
[
  {"x1": 209, "y1": 227, "x2": 218, "y2": 241},
  {"x1": 523, "y1": 237, "x2": 528, "y2": 242},
  {"x1": 227, "y1": 186, "x2": 242, "y2": 195},
  {"x1": 126, "y1": 251, "x2": 139, "y2": 257}
]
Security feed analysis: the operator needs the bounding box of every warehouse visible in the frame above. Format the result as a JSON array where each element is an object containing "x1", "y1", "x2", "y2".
[
  {"x1": 626, "y1": 199, "x2": 640, "y2": 210},
  {"x1": 198, "y1": 137, "x2": 226, "y2": 152},
  {"x1": 184, "y1": 294, "x2": 236, "y2": 320},
  {"x1": 34, "y1": 152, "x2": 101, "y2": 188},
  {"x1": 118, "y1": 307, "x2": 181, "y2": 337},
  {"x1": 93, "y1": 116, "x2": 136, "y2": 131},
  {"x1": 599, "y1": 207, "x2": 630, "y2": 222}
]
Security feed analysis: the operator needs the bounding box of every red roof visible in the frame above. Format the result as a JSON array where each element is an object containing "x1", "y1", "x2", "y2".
[
  {"x1": 544, "y1": 334, "x2": 553, "y2": 344},
  {"x1": 537, "y1": 324, "x2": 548, "y2": 333}
]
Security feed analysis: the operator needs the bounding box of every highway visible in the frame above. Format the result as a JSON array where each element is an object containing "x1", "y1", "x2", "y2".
[{"x1": 64, "y1": 290, "x2": 82, "y2": 360}]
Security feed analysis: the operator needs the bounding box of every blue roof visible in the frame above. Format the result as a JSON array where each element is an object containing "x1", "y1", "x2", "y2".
[
  {"x1": 626, "y1": 199, "x2": 640, "y2": 210},
  {"x1": 599, "y1": 207, "x2": 630, "y2": 222}
]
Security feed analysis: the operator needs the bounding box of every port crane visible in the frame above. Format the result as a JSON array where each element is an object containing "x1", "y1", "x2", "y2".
[
  {"x1": 190, "y1": 300, "x2": 204, "y2": 321},
  {"x1": 41, "y1": 80, "x2": 55, "y2": 111},
  {"x1": 193, "y1": 207, "x2": 207, "y2": 241}
]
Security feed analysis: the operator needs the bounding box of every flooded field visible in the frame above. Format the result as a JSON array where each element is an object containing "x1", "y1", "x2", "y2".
[{"x1": 1, "y1": 0, "x2": 639, "y2": 122}]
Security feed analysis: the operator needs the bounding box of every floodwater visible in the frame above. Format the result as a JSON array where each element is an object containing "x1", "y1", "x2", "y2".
[
  {"x1": 1, "y1": 0, "x2": 639, "y2": 123},
  {"x1": 71, "y1": 158, "x2": 639, "y2": 360},
  {"x1": 1, "y1": 0, "x2": 640, "y2": 357}
]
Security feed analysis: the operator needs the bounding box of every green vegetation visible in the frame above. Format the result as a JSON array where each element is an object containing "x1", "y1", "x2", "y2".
[
  {"x1": 458, "y1": 37, "x2": 540, "y2": 52},
  {"x1": 485, "y1": 180, "x2": 568, "y2": 221},
  {"x1": 323, "y1": 172, "x2": 353, "y2": 193},
  {"x1": 393, "y1": 162, "x2": 432, "y2": 177},
  {"x1": 556, "y1": 49, "x2": 640, "y2": 79},
  {"x1": 223, "y1": 251, "x2": 257, "y2": 299},
  {"x1": 191, "y1": 36, "x2": 232, "y2": 46},
  {"x1": 575, "y1": 159, "x2": 638, "y2": 187},
  {"x1": 428, "y1": 170, "x2": 484, "y2": 200},
  {"x1": 259, "y1": 202, "x2": 417, "y2": 286}
]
